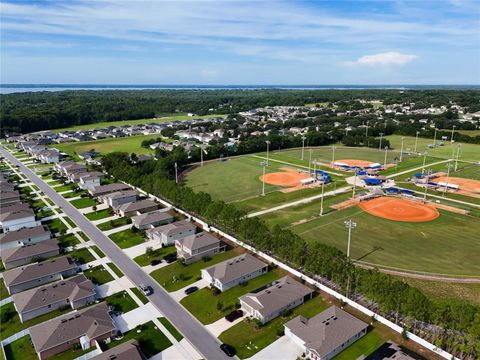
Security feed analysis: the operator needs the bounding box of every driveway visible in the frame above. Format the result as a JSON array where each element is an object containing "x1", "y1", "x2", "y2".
[
  {"x1": 249, "y1": 335, "x2": 303, "y2": 360},
  {"x1": 206, "y1": 316, "x2": 245, "y2": 338},
  {"x1": 113, "y1": 303, "x2": 163, "y2": 333},
  {"x1": 170, "y1": 279, "x2": 209, "y2": 302}
]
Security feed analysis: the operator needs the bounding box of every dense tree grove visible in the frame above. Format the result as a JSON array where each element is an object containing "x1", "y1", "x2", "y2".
[
  {"x1": 102, "y1": 151, "x2": 479, "y2": 358},
  {"x1": 2, "y1": 89, "x2": 480, "y2": 133}
]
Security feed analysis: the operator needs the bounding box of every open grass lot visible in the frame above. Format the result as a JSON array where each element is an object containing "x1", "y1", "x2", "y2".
[
  {"x1": 83, "y1": 265, "x2": 114, "y2": 285},
  {"x1": 104, "y1": 290, "x2": 138, "y2": 313},
  {"x1": 68, "y1": 247, "x2": 95, "y2": 264},
  {"x1": 70, "y1": 197, "x2": 98, "y2": 209},
  {"x1": 85, "y1": 208, "x2": 113, "y2": 220},
  {"x1": 290, "y1": 205, "x2": 480, "y2": 276},
  {"x1": 109, "y1": 229, "x2": 145, "y2": 248},
  {"x1": 181, "y1": 268, "x2": 284, "y2": 324},
  {"x1": 97, "y1": 217, "x2": 131, "y2": 231},
  {"x1": 151, "y1": 249, "x2": 242, "y2": 292},
  {"x1": 219, "y1": 295, "x2": 328, "y2": 359},
  {"x1": 100, "y1": 321, "x2": 172, "y2": 357},
  {"x1": 158, "y1": 317, "x2": 183, "y2": 341},
  {"x1": 456, "y1": 129, "x2": 480, "y2": 136},
  {"x1": 386, "y1": 135, "x2": 480, "y2": 162},
  {"x1": 333, "y1": 331, "x2": 383, "y2": 360},
  {"x1": 133, "y1": 246, "x2": 177, "y2": 266},
  {"x1": 3, "y1": 336, "x2": 37, "y2": 360}
]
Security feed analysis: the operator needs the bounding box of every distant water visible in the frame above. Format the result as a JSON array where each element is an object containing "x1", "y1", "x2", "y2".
[{"x1": 1, "y1": 84, "x2": 479, "y2": 94}]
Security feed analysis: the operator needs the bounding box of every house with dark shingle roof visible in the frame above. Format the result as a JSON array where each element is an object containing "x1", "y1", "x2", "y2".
[
  {"x1": 0, "y1": 203, "x2": 38, "y2": 232},
  {"x1": 1, "y1": 238, "x2": 59, "y2": 269},
  {"x1": 132, "y1": 210, "x2": 174, "y2": 230},
  {"x1": 175, "y1": 232, "x2": 225, "y2": 264},
  {"x1": 146, "y1": 219, "x2": 196, "y2": 246},
  {"x1": 284, "y1": 306, "x2": 368, "y2": 360},
  {"x1": 88, "y1": 183, "x2": 131, "y2": 197},
  {"x1": 0, "y1": 225, "x2": 51, "y2": 251},
  {"x1": 30, "y1": 302, "x2": 116, "y2": 360},
  {"x1": 91, "y1": 339, "x2": 144, "y2": 360},
  {"x1": 114, "y1": 199, "x2": 159, "y2": 217}
]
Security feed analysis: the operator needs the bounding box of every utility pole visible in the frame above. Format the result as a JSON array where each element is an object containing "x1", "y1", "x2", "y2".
[
  {"x1": 378, "y1": 133, "x2": 384, "y2": 151},
  {"x1": 265, "y1": 140, "x2": 270, "y2": 166},
  {"x1": 433, "y1": 128, "x2": 438, "y2": 147},
  {"x1": 344, "y1": 219, "x2": 357, "y2": 258},
  {"x1": 320, "y1": 180, "x2": 325, "y2": 216},
  {"x1": 352, "y1": 170, "x2": 358, "y2": 199},
  {"x1": 414, "y1": 131, "x2": 420, "y2": 153},
  {"x1": 313, "y1": 159, "x2": 317, "y2": 177},
  {"x1": 384, "y1": 119, "x2": 387, "y2": 130},
  {"x1": 332, "y1": 146, "x2": 336, "y2": 165},
  {"x1": 421, "y1": 152, "x2": 428, "y2": 175},
  {"x1": 261, "y1": 161, "x2": 267, "y2": 196},
  {"x1": 308, "y1": 149, "x2": 313, "y2": 175},
  {"x1": 301, "y1": 136, "x2": 306, "y2": 160},
  {"x1": 365, "y1": 121, "x2": 369, "y2": 137},
  {"x1": 383, "y1": 146, "x2": 388, "y2": 169},
  {"x1": 451, "y1": 125, "x2": 456, "y2": 143},
  {"x1": 442, "y1": 163, "x2": 452, "y2": 197},
  {"x1": 174, "y1": 162, "x2": 178, "y2": 184},
  {"x1": 423, "y1": 169, "x2": 431, "y2": 202},
  {"x1": 455, "y1": 144, "x2": 461, "y2": 171},
  {"x1": 399, "y1": 136, "x2": 405, "y2": 162}
]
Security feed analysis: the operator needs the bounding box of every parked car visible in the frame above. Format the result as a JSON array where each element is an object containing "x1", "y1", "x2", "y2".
[
  {"x1": 220, "y1": 344, "x2": 236, "y2": 357},
  {"x1": 225, "y1": 309, "x2": 243, "y2": 322},
  {"x1": 184, "y1": 286, "x2": 198, "y2": 295},
  {"x1": 139, "y1": 284, "x2": 153, "y2": 296},
  {"x1": 163, "y1": 253, "x2": 177, "y2": 263},
  {"x1": 150, "y1": 259, "x2": 162, "y2": 266}
]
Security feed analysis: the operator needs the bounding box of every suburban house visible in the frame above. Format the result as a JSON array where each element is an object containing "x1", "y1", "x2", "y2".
[
  {"x1": 113, "y1": 199, "x2": 159, "y2": 217},
  {"x1": 201, "y1": 253, "x2": 268, "y2": 292},
  {"x1": 3, "y1": 256, "x2": 78, "y2": 294},
  {"x1": 0, "y1": 203, "x2": 38, "y2": 232},
  {"x1": 88, "y1": 183, "x2": 131, "y2": 197},
  {"x1": 284, "y1": 306, "x2": 368, "y2": 360},
  {"x1": 175, "y1": 232, "x2": 226, "y2": 264},
  {"x1": 100, "y1": 190, "x2": 138, "y2": 208},
  {"x1": 78, "y1": 172, "x2": 104, "y2": 190},
  {"x1": 0, "y1": 189, "x2": 21, "y2": 206},
  {"x1": 91, "y1": 339, "x2": 143, "y2": 360},
  {"x1": 12, "y1": 274, "x2": 96, "y2": 322},
  {"x1": 54, "y1": 161, "x2": 87, "y2": 177},
  {"x1": 1, "y1": 239, "x2": 59, "y2": 269},
  {"x1": 0, "y1": 225, "x2": 51, "y2": 251},
  {"x1": 132, "y1": 210, "x2": 174, "y2": 230},
  {"x1": 240, "y1": 276, "x2": 314, "y2": 324},
  {"x1": 29, "y1": 302, "x2": 116, "y2": 360},
  {"x1": 146, "y1": 219, "x2": 197, "y2": 246},
  {"x1": 36, "y1": 149, "x2": 61, "y2": 163}
]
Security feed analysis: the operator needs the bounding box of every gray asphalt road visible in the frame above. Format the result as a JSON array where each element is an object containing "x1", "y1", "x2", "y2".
[{"x1": 1, "y1": 147, "x2": 230, "y2": 360}]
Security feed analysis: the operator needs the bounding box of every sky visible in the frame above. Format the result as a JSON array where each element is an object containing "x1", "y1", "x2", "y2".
[{"x1": 1, "y1": 0, "x2": 479, "y2": 85}]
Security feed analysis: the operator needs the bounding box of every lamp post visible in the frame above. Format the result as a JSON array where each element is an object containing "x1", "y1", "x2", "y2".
[
  {"x1": 383, "y1": 146, "x2": 388, "y2": 169},
  {"x1": 261, "y1": 161, "x2": 267, "y2": 196},
  {"x1": 313, "y1": 159, "x2": 317, "y2": 177},
  {"x1": 414, "y1": 131, "x2": 420, "y2": 153},
  {"x1": 423, "y1": 169, "x2": 431, "y2": 202},
  {"x1": 384, "y1": 119, "x2": 388, "y2": 130},
  {"x1": 451, "y1": 125, "x2": 456, "y2": 143},
  {"x1": 365, "y1": 121, "x2": 369, "y2": 137},
  {"x1": 442, "y1": 163, "x2": 452, "y2": 197},
  {"x1": 455, "y1": 144, "x2": 461, "y2": 171},
  {"x1": 332, "y1": 145, "x2": 336, "y2": 165},
  {"x1": 421, "y1": 152, "x2": 428, "y2": 175},
  {"x1": 344, "y1": 219, "x2": 357, "y2": 258},
  {"x1": 399, "y1": 136, "x2": 405, "y2": 162},
  {"x1": 301, "y1": 136, "x2": 306, "y2": 160},
  {"x1": 433, "y1": 128, "x2": 438, "y2": 147},
  {"x1": 308, "y1": 149, "x2": 313, "y2": 175},
  {"x1": 352, "y1": 170, "x2": 358, "y2": 199},
  {"x1": 174, "y1": 162, "x2": 178, "y2": 184},
  {"x1": 320, "y1": 180, "x2": 325, "y2": 216},
  {"x1": 265, "y1": 140, "x2": 270, "y2": 166},
  {"x1": 378, "y1": 133, "x2": 384, "y2": 151}
]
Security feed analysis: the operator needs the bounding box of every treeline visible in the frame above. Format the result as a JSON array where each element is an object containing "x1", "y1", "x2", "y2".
[
  {"x1": 2, "y1": 89, "x2": 480, "y2": 134},
  {"x1": 102, "y1": 151, "x2": 479, "y2": 358}
]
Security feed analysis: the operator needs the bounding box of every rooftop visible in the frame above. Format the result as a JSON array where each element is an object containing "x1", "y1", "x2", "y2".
[
  {"x1": 0, "y1": 225, "x2": 50, "y2": 244},
  {"x1": 203, "y1": 253, "x2": 267, "y2": 284},
  {"x1": 132, "y1": 210, "x2": 173, "y2": 226},
  {"x1": 177, "y1": 231, "x2": 219, "y2": 251},
  {"x1": 1, "y1": 238, "x2": 58, "y2": 263}
]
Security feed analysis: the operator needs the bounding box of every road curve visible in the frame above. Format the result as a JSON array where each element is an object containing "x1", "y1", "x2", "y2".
[{"x1": 1, "y1": 147, "x2": 229, "y2": 360}]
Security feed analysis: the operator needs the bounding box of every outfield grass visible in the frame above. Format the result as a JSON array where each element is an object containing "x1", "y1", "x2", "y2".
[
  {"x1": 333, "y1": 331, "x2": 383, "y2": 360},
  {"x1": 151, "y1": 249, "x2": 242, "y2": 292},
  {"x1": 83, "y1": 265, "x2": 114, "y2": 285},
  {"x1": 70, "y1": 197, "x2": 98, "y2": 209},
  {"x1": 158, "y1": 317, "x2": 183, "y2": 341},
  {"x1": 133, "y1": 246, "x2": 177, "y2": 266},
  {"x1": 219, "y1": 295, "x2": 328, "y2": 359},
  {"x1": 290, "y1": 206, "x2": 480, "y2": 276},
  {"x1": 104, "y1": 290, "x2": 138, "y2": 313},
  {"x1": 181, "y1": 268, "x2": 283, "y2": 324},
  {"x1": 3, "y1": 336, "x2": 37, "y2": 360},
  {"x1": 85, "y1": 208, "x2": 113, "y2": 220},
  {"x1": 109, "y1": 229, "x2": 145, "y2": 249}
]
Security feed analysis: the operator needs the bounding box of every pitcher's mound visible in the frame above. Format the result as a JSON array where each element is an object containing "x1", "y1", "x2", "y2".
[{"x1": 359, "y1": 197, "x2": 439, "y2": 222}]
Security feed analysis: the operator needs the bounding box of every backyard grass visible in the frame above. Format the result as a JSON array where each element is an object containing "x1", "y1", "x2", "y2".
[
  {"x1": 83, "y1": 265, "x2": 114, "y2": 285},
  {"x1": 109, "y1": 229, "x2": 145, "y2": 249},
  {"x1": 130, "y1": 287, "x2": 149, "y2": 304},
  {"x1": 219, "y1": 295, "x2": 329, "y2": 359},
  {"x1": 97, "y1": 217, "x2": 131, "y2": 231},
  {"x1": 68, "y1": 248, "x2": 95, "y2": 264},
  {"x1": 181, "y1": 268, "x2": 284, "y2": 324},
  {"x1": 151, "y1": 249, "x2": 242, "y2": 292},
  {"x1": 44, "y1": 218, "x2": 68, "y2": 233},
  {"x1": 158, "y1": 317, "x2": 183, "y2": 341},
  {"x1": 70, "y1": 197, "x2": 98, "y2": 209},
  {"x1": 133, "y1": 246, "x2": 177, "y2": 266},
  {"x1": 106, "y1": 262, "x2": 124, "y2": 277},
  {"x1": 57, "y1": 233, "x2": 80, "y2": 247},
  {"x1": 104, "y1": 290, "x2": 138, "y2": 313},
  {"x1": 100, "y1": 321, "x2": 172, "y2": 358},
  {"x1": 0, "y1": 279, "x2": 9, "y2": 300},
  {"x1": 47, "y1": 347, "x2": 94, "y2": 360},
  {"x1": 91, "y1": 245, "x2": 106, "y2": 258},
  {"x1": 85, "y1": 208, "x2": 113, "y2": 220},
  {"x1": 3, "y1": 335, "x2": 37, "y2": 360},
  {"x1": 333, "y1": 331, "x2": 383, "y2": 360}
]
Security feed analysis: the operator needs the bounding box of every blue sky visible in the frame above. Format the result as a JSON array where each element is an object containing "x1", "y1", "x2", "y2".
[{"x1": 1, "y1": 0, "x2": 479, "y2": 85}]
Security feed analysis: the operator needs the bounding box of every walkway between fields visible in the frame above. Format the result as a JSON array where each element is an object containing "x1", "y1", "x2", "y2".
[
  {"x1": 386, "y1": 159, "x2": 451, "y2": 179},
  {"x1": 251, "y1": 155, "x2": 346, "y2": 176}
]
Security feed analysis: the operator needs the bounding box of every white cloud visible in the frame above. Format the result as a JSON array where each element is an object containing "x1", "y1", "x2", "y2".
[{"x1": 354, "y1": 52, "x2": 417, "y2": 66}]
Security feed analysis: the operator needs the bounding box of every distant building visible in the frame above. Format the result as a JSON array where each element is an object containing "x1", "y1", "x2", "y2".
[
  {"x1": 175, "y1": 232, "x2": 225, "y2": 264},
  {"x1": 114, "y1": 199, "x2": 159, "y2": 217},
  {"x1": 100, "y1": 190, "x2": 138, "y2": 208}
]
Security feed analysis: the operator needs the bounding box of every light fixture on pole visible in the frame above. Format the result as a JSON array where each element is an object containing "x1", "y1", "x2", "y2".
[
  {"x1": 383, "y1": 146, "x2": 388, "y2": 169},
  {"x1": 433, "y1": 128, "x2": 438, "y2": 147},
  {"x1": 399, "y1": 136, "x2": 405, "y2": 162},
  {"x1": 174, "y1": 162, "x2": 178, "y2": 184},
  {"x1": 384, "y1": 119, "x2": 387, "y2": 130},
  {"x1": 414, "y1": 131, "x2": 420, "y2": 153},
  {"x1": 200, "y1": 145, "x2": 207, "y2": 166},
  {"x1": 454, "y1": 144, "x2": 461, "y2": 171},
  {"x1": 301, "y1": 136, "x2": 306, "y2": 160},
  {"x1": 265, "y1": 140, "x2": 271, "y2": 166},
  {"x1": 451, "y1": 125, "x2": 456, "y2": 143},
  {"x1": 261, "y1": 161, "x2": 267, "y2": 196},
  {"x1": 313, "y1": 159, "x2": 317, "y2": 177},
  {"x1": 344, "y1": 219, "x2": 357, "y2": 258},
  {"x1": 378, "y1": 133, "x2": 384, "y2": 151}
]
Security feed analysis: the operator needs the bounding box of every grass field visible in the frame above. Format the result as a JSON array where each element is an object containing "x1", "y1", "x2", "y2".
[
  {"x1": 456, "y1": 129, "x2": 480, "y2": 136},
  {"x1": 3, "y1": 336, "x2": 37, "y2": 360},
  {"x1": 288, "y1": 206, "x2": 480, "y2": 276},
  {"x1": 104, "y1": 290, "x2": 138, "y2": 313},
  {"x1": 133, "y1": 245, "x2": 177, "y2": 266},
  {"x1": 58, "y1": 233, "x2": 80, "y2": 248},
  {"x1": 333, "y1": 331, "x2": 383, "y2": 360},
  {"x1": 109, "y1": 229, "x2": 145, "y2": 248}
]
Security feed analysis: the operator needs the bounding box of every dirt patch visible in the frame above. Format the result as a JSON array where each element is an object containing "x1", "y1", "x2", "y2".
[
  {"x1": 331, "y1": 197, "x2": 359, "y2": 210},
  {"x1": 359, "y1": 197, "x2": 440, "y2": 222},
  {"x1": 433, "y1": 176, "x2": 480, "y2": 193},
  {"x1": 260, "y1": 170, "x2": 310, "y2": 187},
  {"x1": 332, "y1": 159, "x2": 378, "y2": 168},
  {"x1": 431, "y1": 202, "x2": 468, "y2": 215}
]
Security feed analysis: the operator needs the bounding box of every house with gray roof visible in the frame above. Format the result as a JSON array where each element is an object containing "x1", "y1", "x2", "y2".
[
  {"x1": 89, "y1": 183, "x2": 131, "y2": 197},
  {"x1": 3, "y1": 256, "x2": 78, "y2": 294},
  {"x1": 100, "y1": 190, "x2": 138, "y2": 208},
  {"x1": 91, "y1": 339, "x2": 143, "y2": 360},
  {"x1": 54, "y1": 161, "x2": 87, "y2": 177},
  {"x1": 30, "y1": 302, "x2": 116, "y2": 360},
  {"x1": 175, "y1": 232, "x2": 225, "y2": 264},
  {"x1": 12, "y1": 274, "x2": 96, "y2": 322},
  {"x1": 132, "y1": 210, "x2": 174, "y2": 230},
  {"x1": 1, "y1": 238, "x2": 59, "y2": 269},
  {"x1": 201, "y1": 253, "x2": 268, "y2": 292},
  {"x1": 146, "y1": 219, "x2": 196, "y2": 246},
  {"x1": 0, "y1": 225, "x2": 51, "y2": 251},
  {"x1": 114, "y1": 199, "x2": 159, "y2": 217},
  {"x1": 0, "y1": 189, "x2": 21, "y2": 206},
  {"x1": 240, "y1": 276, "x2": 314, "y2": 324},
  {"x1": 0, "y1": 203, "x2": 38, "y2": 232},
  {"x1": 284, "y1": 306, "x2": 368, "y2": 360}
]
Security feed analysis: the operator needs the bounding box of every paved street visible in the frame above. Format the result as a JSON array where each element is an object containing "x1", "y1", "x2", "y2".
[{"x1": 1, "y1": 147, "x2": 230, "y2": 360}]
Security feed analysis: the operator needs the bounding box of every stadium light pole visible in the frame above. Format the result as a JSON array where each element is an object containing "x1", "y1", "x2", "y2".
[
  {"x1": 433, "y1": 128, "x2": 438, "y2": 147},
  {"x1": 384, "y1": 119, "x2": 388, "y2": 130},
  {"x1": 365, "y1": 121, "x2": 369, "y2": 137},
  {"x1": 313, "y1": 159, "x2": 317, "y2": 177},
  {"x1": 423, "y1": 170, "x2": 430, "y2": 202},
  {"x1": 332, "y1": 145, "x2": 336, "y2": 165},
  {"x1": 378, "y1": 133, "x2": 384, "y2": 151},
  {"x1": 399, "y1": 136, "x2": 405, "y2": 162},
  {"x1": 265, "y1": 140, "x2": 271, "y2": 166},
  {"x1": 421, "y1": 152, "x2": 428, "y2": 175},
  {"x1": 308, "y1": 149, "x2": 313, "y2": 175},
  {"x1": 442, "y1": 163, "x2": 452, "y2": 197},
  {"x1": 344, "y1": 219, "x2": 357, "y2": 258},
  {"x1": 351, "y1": 170, "x2": 358, "y2": 199},
  {"x1": 414, "y1": 131, "x2": 420, "y2": 153},
  {"x1": 320, "y1": 180, "x2": 325, "y2": 216},
  {"x1": 174, "y1": 162, "x2": 178, "y2": 184},
  {"x1": 454, "y1": 144, "x2": 461, "y2": 171},
  {"x1": 261, "y1": 161, "x2": 267, "y2": 196},
  {"x1": 383, "y1": 146, "x2": 388, "y2": 170},
  {"x1": 451, "y1": 125, "x2": 456, "y2": 143},
  {"x1": 301, "y1": 136, "x2": 306, "y2": 160}
]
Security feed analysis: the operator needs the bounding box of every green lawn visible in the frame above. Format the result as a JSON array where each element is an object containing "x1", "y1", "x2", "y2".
[
  {"x1": 219, "y1": 295, "x2": 328, "y2": 359},
  {"x1": 68, "y1": 247, "x2": 95, "y2": 264},
  {"x1": 53, "y1": 184, "x2": 75, "y2": 193},
  {"x1": 130, "y1": 287, "x2": 149, "y2": 304},
  {"x1": 3, "y1": 336, "x2": 37, "y2": 360},
  {"x1": 83, "y1": 265, "x2": 114, "y2": 285},
  {"x1": 70, "y1": 197, "x2": 98, "y2": 209},
  {"x1": 181, "y1": 268, "x2": 283, "y2": 324},
  {"x1": 158, "y1": 317, "x2": 183, "y2": 341},
  {"x1": 77, "y1": 231, "x2": 89, "y2": 241},
  {"x1": 64, "y1": 217, "x2": 76, "y2": 228},
  {"x1": 104, "y1": 290, "x2": 138, "y2": 313},
  {"x1": 109, "y1": 229, "x2": 145, "y2": 249},
  {"x1": 91, "y1": 245, "x2": 106, "y2": 258},
  {"x1": 133, "y1": 246, "x2": 177, "y2": 266},
  {"x1": 44, "y1": 218, "x2": 68, "y2": 233},
  {"x1": 0, "y1": 279, "x2": 10, "y2": 300},
  {"x1": 106, "y1": 262, "x2": 124, "y2": 277},
  {"x1": 333, "y1": 331, "x2": 383, "y2": 360},
  {"x1": 47, "y1": 347, "x2": 94, "y2": 360},
  {"x1": 85, "y1": 208, "x2": 113, "y2": 220},
  {"x1": 57, "y1": 233, "x2": 81, "y2": 247},
  {"x1": 151, "y1": 249, "x2": 241, "y2": 292},
  {"x1": 100, "y1": 321, "x2": 172, "y2": 358},
  {"x1": 97, "y1": 217, "x2": 131, "y2": 231}
]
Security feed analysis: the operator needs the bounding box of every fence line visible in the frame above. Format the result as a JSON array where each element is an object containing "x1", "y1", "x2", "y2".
[{"x1": 1, "y1": 329, "x2": 30, "y2": 347}]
